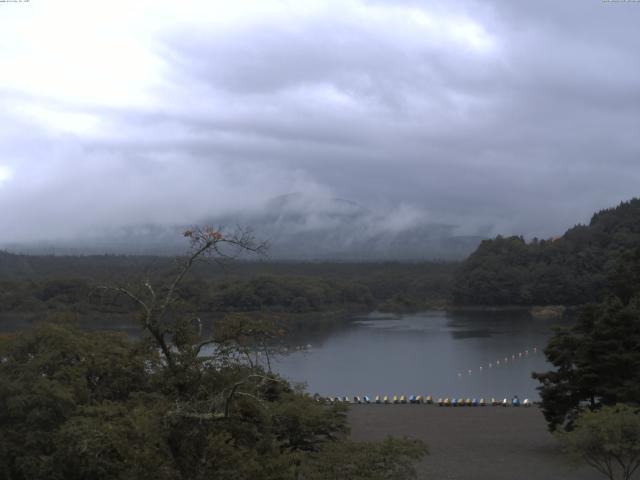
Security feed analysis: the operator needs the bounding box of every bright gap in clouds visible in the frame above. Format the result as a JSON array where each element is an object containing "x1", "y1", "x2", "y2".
[{"x1": 0, "y1": 166, "x2": 13, "y2": 184}]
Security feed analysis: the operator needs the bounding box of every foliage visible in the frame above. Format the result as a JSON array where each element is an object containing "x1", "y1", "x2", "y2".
[
  {"x1": 0, "y1": 259, "x2": 454, "y2": 318},
  {"x1": 533, "y1": 296, "x2": 640, "y2": 431},
  {"x1": 453, "y1": 198, "x2": 640, "y2": 305},
  {"x1": 0, "y1": 227, "x2": 427, "y2": 479},
  {"x1": 557, "y1": 404, "x2": 640, "y2": 480}
]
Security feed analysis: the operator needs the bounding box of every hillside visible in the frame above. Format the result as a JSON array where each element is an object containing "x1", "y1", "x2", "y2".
[
  {"x1": 1, "y1": 193, "x2": 483, "y2": 261},
  {"x1": 452, "y1": 198, "x2": 640, "y2": 306}
]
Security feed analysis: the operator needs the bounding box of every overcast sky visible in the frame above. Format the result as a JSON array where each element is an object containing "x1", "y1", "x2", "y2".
[{"x1": 0, "y1": 0, "x2": 639, "y2": 244}]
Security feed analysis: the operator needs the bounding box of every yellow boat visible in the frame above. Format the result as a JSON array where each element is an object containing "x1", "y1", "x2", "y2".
[
  {"x1": 426, "y1": 395, "x2": 433, "y2": 404},
  {"x1": 392, "y1": 395, "x2": 399, "y2": 404},
  {"x1": 383, "y1": 395, "x2": 389, "y2": 404},
  {"x1": 400, "y1": 395, "x2": 406, "y2": 404}
]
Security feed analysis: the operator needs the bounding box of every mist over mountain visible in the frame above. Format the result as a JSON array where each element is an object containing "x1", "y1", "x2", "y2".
[{"x1": 2, "y1": 193, "x2": 484, "y2": 260}]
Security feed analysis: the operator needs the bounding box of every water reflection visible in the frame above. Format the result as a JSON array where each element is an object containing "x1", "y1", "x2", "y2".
[{"x1": 272, "y1": 310, "x2": 569, "y2": 400}]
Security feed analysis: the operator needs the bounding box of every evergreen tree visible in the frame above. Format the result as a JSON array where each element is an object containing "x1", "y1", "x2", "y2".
[{"x1": 533, "y1": 296, "x2": 640, "y2": 431}]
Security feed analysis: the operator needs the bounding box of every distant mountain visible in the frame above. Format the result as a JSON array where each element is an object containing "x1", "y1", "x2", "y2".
[
  {"x1": 452, "y1": 198, "x2": 640, "y2": 305},
  {"x1": 2, "y1": 193, "x2": 484, "y2": 260}
]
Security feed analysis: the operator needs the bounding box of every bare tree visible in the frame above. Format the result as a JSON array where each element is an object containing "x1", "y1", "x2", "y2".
[{"x1": 100, "y1": 225, "x2": 267, "y2": 370}]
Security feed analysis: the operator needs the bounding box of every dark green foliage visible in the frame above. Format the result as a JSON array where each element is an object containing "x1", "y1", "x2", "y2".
[
  {"x1": 0, "y1": 321, "x2": 427, "y2": 479},
  {"x1": 533, "y1": 296, "x2": 640, "y2": 431},
  {"x1": 0, "y1": 259, "x2": 455, "y2": 317},
  {"x1": 453, "y1": 198, "x2": 640, "y2": 305},
  {"x1": 0, "y1": 227, "x2": 428, "y2": 479}
]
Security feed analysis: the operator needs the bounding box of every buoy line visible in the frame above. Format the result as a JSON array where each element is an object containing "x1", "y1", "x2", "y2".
[{"x1": 456, "y1": 346, "x2": 538, "y2": 378}]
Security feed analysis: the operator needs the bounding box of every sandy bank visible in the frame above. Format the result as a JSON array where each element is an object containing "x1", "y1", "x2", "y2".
[{"x1": 348, "y1": 405, "x2": 601, "y2": 480}]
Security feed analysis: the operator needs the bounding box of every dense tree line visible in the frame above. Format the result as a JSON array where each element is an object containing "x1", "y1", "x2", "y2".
[
  {"x1": 453, "y1": 198, "x2": 640, "y2": 306},
  {"x1": 0, "y1": 259, "x2": 454, "y2": 317}
]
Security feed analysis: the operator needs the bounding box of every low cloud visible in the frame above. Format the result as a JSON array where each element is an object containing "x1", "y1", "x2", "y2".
[{"x1": 1, "y1": 0, "x2": 638, "y2": 249}]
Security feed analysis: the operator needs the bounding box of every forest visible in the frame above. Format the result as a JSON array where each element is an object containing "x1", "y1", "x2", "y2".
[
  {"x1": 2, "y1": 199, "x2": 640, "y2": 324},
  {"x1": 0, "y1": 228, "x2": 428, "y2": 479},
  {"x1": 2, "y1": 201, "x2": 640, "y2": 478},
  {"x1": 0, "y1": 254, "x2": 454, "y2": 324},
  {"x1": 452, "y1": 198, "x2": 640, "y2": 306}
]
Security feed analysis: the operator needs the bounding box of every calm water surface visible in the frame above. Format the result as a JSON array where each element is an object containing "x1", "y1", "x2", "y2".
[
  {"x1": 1, "y1": 309, "x2": 568, "y2": 400},
  {"x1": 272, "y1": 310, "x2": 569, "y2": 400}
]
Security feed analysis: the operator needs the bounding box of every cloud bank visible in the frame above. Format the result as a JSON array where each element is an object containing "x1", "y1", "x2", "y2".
[{"x1": 1, "y1": 0, "x2": 638, "y2": 247}]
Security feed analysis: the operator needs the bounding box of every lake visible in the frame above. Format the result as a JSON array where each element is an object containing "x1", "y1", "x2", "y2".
[
  {"x1": 272, "y1": 310, "x2": 568, "y2": 400},
  {"x1": 1, "y1": 309, "x2": 568, "y2": 400}
]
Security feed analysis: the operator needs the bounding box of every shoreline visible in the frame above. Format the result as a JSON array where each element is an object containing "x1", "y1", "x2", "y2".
[{"x1": 348, "y1": 404, "x2": 600, "y2": 480}]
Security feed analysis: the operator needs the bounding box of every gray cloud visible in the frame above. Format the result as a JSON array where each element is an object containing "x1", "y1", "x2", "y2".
[{"x1": 1, "y1": 0, "x2": 639, "y2": 249}]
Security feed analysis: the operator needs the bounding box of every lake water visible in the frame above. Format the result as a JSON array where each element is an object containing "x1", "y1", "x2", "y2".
[
  {"x1": 1, "y1": 309, "x2": 568, "y2": 401},
  {"x1": 272, "y1": 310, "x2": 568, "y2": 400}
]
